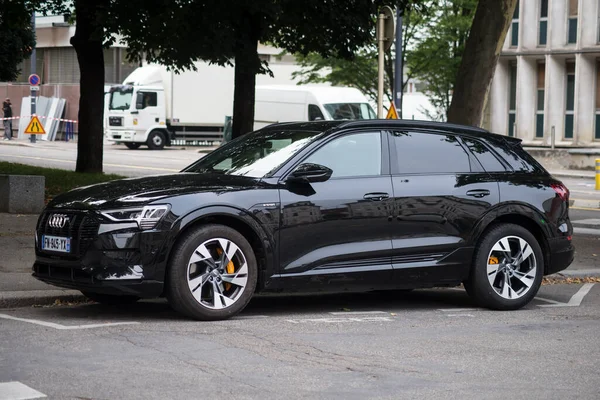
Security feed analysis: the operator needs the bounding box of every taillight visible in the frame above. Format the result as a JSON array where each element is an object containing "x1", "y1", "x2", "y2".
[{"x1": 551, "y1": 183, "x2": 570, "y2": 201}]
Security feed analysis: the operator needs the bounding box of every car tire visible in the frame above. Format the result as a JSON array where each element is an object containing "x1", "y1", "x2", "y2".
[
  {"x1": 125, "y1": 142, "x2": 142, "y2": 150},
  {"x1": 465, "y1": 223, "x2": 543, "y2": 310},
  {"x1": 81, "y1": 291, "x2": 140, "y2": 305},
  {"x1": 167, "y1": 224, "x2": 257, "y2": 321},
  {"x1": 147, "y1": 130, "x2": 166, "y2": 150}
]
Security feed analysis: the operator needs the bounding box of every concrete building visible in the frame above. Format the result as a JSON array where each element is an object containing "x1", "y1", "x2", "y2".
[{"x1": 485, "y1": 0, "x2": 600, "y2": 147}]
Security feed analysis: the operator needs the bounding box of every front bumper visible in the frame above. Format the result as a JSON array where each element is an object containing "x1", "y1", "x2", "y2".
[
  {"x1": 32, "y1": 212, "x2": 170, "y2": 298},
  {"x1": 107, "y1": 130, "x2": 142, "y2": 142}
]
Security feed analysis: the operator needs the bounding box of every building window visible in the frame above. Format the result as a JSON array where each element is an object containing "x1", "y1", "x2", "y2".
[
  {"x1": 508, "y1": 62, "x2": 517, "y2": 137},
  {"x1": 536, "y1": 62, "x2": 545, "y2": 138},
  {"x1": 47, "y1": 47, "x2": 80, "y2": 84},
  {"x1": 565, "y1": 61, "x2": 575, "y2": 139},
  {"x1": 568, "y1": 0, "x2": 578, "y2": 44},
  {"x1": 511, "y1": 1, "x2": 519, "y2": 47},
  {"x1": 14, "y1": 50, "x2": 45, "y2": 83},
  {"x1": 539, "y1": 0, "x2": 548, "y2": 45},
  {"x1": 596, "y1": 61, "x2": 600, "y2": 140}
]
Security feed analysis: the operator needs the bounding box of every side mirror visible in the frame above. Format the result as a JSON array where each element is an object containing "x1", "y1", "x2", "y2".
[{"x1": 287, "y1": 163, "x2": 332, "y2": 183}]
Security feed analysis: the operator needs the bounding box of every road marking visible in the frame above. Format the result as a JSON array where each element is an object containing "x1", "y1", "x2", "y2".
[
  {"x1": 572, "y1": 218, "x2": 600, "y2": 226},
  {"x1": 329, "y1": 311, "x2": 387, "y2": 315},
  {"x1": 0, "y1": 313, "x2": 139, "y2": 330},
  {"x1": 233, "y1": 315, "x2": 269, "y2": 320},
  {"x1": 437, "y1": 308, "x2": 478, "y2": 312},
  {"x1": 0, "y1": 381, "x2": 46, "y2": 399},
  {"x1": 533, "y1": 296, "x2": 563, "y2": 305},
  {"x1": 0, "y1": 154, "x2": 178, "y2": 173},
  {"x1": 573, "y1": 227, "x2": 600, "y2": 236},
  {"x1": 538, "y1": 283, "x2": 595, "y2": 308},
  {"x1": 446, "y1": 314, "x2": 475, "y2": 317},
  {"x1": 571, "y1": 207, "x2": 600, "y2": 212},
  {"x1": 286, "y1": 316, "x2": 393, "y2": 324}
]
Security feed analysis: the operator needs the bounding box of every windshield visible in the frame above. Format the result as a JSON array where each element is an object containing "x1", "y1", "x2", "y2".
[
  {"x1": 109, "y1": 86, "x2": 134, "y2": 111},
  {"x1": 324, "y1": 103, "x2": 376, "y2": 120},
  {"x1": 183, "y1": 130, "x2": 322, "y2": 178}
]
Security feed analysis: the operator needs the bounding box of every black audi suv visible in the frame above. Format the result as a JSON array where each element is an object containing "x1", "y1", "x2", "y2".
[{"x1": 33, "y1": 120, "x2": 574, "y2": 320}]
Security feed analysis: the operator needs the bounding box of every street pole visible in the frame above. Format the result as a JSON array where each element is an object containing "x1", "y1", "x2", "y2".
[
  {"x1": 394, "y1": 7, "x2": 403, "y2": 119},
  {"x1": 377, "y1": 12, "x2": 385, "y2": 118},
  {"x1": 30, "y1": 11, "x2": 36, "y2": 143}
]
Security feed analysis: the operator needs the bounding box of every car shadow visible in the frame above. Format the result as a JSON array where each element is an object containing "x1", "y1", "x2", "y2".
[{"x1": 39, "y1": 288, "x2": 476, "y2": 322}]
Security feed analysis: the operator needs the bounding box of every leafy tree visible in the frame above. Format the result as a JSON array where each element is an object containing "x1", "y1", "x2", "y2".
[
  {"x1": 408, "y1": 0, "x2": 477, "y2": 121},
  {"x1": 447, "y1": 0, "x2": 518, "y2": 126},
  {"x1": 292, "y1": 1, "x2": 429, "y2": 116},
  {"x1": 0, "y1": 0, "x2": 36, "y2": 82},
  {"x1": 119, "y1": 0, "x2": 401, "y2": 139}
]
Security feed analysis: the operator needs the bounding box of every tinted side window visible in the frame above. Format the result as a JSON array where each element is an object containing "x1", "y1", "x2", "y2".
[
  {"x1": 392, "y1": 131, "x2": 470, "y2": 174},
  {"x1": 136, "y1": 92, "x2": 157, "y2": 109},
  {"x1": 491, "y1": 142, "x2": 545, "y2": 173},
  {"x1": 304, "y1": 132, "x2": 381, "y2": 178},
  {"x1": 308, "y1": 105, "x2": 324, "y2": 121},
  {"x1": 461, "y1": 137, "x2": 507, "y2": 172}
]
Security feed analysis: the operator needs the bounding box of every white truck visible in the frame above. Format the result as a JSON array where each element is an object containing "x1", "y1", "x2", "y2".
[{"x1": 105, "y1": 63, "x2": 376, "y2": 150}]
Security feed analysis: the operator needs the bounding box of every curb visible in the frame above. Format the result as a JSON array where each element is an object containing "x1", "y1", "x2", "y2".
[
  {"x1": 0, "y1": 140, "x2": 34, "y2": 148},
  {"x1": 0, "y1": 290, "x2": 86, "y2": 309},
  {"x1": 548, "y1": 269, "x2": 600, "y2": 279},
  {"x1": 570, "y1": 198, "x2": 600, "y2": 209}
]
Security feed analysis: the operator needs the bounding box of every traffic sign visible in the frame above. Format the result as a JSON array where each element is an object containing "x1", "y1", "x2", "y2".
[
  {"x1": 24, "y1": 116, "x2": 46, "y2": 134},
  {"x1": 28, "y1": 74, "x2": 40, "y2": 86},
  {"x1": 386, "y1": 102, "x2": 399, "y2": 119},
  {"x1": 376, "y1": 6, "x2": 395, "y2": 52}
]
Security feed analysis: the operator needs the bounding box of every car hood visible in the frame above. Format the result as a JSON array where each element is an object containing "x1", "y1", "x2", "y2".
[{"x1": 47, "y1": 173, "x2": 261, "y2": 210}]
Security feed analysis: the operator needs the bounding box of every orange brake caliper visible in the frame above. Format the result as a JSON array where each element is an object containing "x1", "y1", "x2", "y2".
[
  {"x1": 488, "y1": 256, "x2": 499, "y2": 265},
  {"x1": 216, "y1": 248, "x2": 234, "y2": 290}
]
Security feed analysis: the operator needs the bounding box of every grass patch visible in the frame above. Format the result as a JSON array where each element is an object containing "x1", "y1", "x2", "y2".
[{"x1": 0, "y1": 161, "x2": 125, "y2": 202}]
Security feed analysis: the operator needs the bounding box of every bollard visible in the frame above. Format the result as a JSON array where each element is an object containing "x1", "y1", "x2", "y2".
[{"x1": 596, "y1": 158, "x2": 600, "y2": 191}]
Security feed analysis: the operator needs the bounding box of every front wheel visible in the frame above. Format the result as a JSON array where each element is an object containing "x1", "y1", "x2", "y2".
[
  {"x1": 147, "y1": 130, "x2": 166, "y2": 150},
  {"x1": 465, "y1": 223, "x2": 543, "y2": 310},
  {"x1": 167, "y1": 224, "x2": 257, "y2": 321}
]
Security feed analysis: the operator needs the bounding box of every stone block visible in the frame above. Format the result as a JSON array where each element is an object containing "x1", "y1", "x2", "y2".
[{"x1": 0, "y1": 175, "x2": 45, "y2": 214}]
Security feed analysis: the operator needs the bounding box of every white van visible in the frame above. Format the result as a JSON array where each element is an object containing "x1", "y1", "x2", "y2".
[{"x1": 253, "y1": 85, "x2": 376, "y2": 130}]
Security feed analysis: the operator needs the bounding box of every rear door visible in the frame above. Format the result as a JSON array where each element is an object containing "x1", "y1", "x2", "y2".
[{"x1": 388, "y1": 130, "x2": 500, "y2": 284}]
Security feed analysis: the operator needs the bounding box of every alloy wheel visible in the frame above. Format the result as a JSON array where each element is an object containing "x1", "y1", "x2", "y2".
[
  {"x1": 486, "y1": 235, "x2": 537, "y2": 300},
  {"x1": 186, "y1": 238, "x2": 248, "y2": 310}
]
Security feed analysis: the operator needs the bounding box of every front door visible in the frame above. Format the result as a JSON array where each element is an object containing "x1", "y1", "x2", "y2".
[
  {"x1": 388, "y1": 130, "x2": 500, "y2": 284},
  {"x1": 276, "y1": 130, "x2": 394, "y2": 290}
]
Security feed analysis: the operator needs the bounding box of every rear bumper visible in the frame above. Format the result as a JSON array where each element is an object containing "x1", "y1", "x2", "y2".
[{"x1": 546, "y1": 237, "x2": 575, "y2": 275}]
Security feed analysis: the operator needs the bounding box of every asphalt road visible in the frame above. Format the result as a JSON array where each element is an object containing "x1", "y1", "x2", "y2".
[
  {"x1": 0, "y1": 141, "x2": 205, "y2": 176},
  {"x1": 1, "y1": 283, "x2": 599, "y2": 399}
]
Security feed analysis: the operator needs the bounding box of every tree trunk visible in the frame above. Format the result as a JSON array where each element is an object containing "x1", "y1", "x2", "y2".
[
  {"x1": 231, "y1": 14, "x2": 262, "y2": 140},
  {"x1": 71, "y1": 0, "x2": 106, "y2": 173},
  {"x1": 446, "y1": 0, "x2": 517, "y2": 127}
]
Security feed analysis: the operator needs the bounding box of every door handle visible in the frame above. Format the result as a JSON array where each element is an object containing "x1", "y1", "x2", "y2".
[
  {"x1": 363, "y1": 192, "x2": 390, "y2": 201},
  {"x1": 466, "y1": 189, "x2": 491, "y2": 198}
]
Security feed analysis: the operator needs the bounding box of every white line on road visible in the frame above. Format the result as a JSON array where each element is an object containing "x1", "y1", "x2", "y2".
[
  {"x1": 538, "y1": 283, "x2": 596, "y2": 308},
  {"x1": 287, "y1": 316, "x2": 394, "y2": 324},
  {"x1": 573, "y1": 227, "x2": 600, "y2": 236},
  {"x1": 437, "y1": 308, "x2": 478, "y2": 312},
  {"x1": 446, "y1": 314, "x2": 475, "y2": 317},
  {"x1": 0, "y1": 381, "x2": 46, "y2": 400},
  {"x1": 0, "y1": 313, "x2": 139, "y2": 330},
  {"x1": 329, "y1": 311, "x2": 387, "y2": 315}
]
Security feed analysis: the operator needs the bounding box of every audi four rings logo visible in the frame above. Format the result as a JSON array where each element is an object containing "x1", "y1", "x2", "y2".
[{"x1": 48, "y1": 214, "x2": 69, "y2": 229}]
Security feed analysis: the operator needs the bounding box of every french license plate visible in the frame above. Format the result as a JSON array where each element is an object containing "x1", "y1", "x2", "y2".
[{"x1": 41, "y1": 235, "x2": 71, "y2": 253}]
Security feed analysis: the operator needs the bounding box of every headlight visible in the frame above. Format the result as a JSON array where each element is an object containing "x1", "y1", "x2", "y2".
[{"x1": 101, "y1": 205, "x2": 170, "y2": 230}]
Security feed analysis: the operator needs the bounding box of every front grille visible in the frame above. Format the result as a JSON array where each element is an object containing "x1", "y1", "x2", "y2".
[
  {"x1": 33, "y1": 263, "x2": 94, "y2": 283},
  {"x1": 109, "y1": 116, "x2": 123, "y2": 126},
  {"x1": 38, "y1": 211, "x2": 100, "y2": 257}
]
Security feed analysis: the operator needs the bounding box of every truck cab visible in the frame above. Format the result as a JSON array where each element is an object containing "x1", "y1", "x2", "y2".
[{"x1": 106, "y1": 85, "x2": 169, "y2": 150}]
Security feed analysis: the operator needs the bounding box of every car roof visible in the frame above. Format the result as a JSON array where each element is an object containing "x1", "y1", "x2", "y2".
[{"x1": 259, "y1": 120, "x2": 519, "y2": 143}]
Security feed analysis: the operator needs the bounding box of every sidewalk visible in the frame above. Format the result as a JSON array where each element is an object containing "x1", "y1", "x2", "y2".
[{"x1": 1, "y1": 210, "x2": 599, "y2": 309}]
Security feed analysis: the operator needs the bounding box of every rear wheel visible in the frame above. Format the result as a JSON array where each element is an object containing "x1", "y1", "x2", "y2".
[
  {"x1": 125, "y1": 142, "x2": 142, "y2": 150},
  {"x1": 465, "y1": 223, "x2": 543, "y2": 310},
  {"x1": 81, "y1": 291, "x2": 140, "y2": 305},
  {"x1": 147, "y1": 130, "x2": 166, "y2": 150},
  {"x1": 167, "y1": 224, "x2": 257, "y2": 321}
]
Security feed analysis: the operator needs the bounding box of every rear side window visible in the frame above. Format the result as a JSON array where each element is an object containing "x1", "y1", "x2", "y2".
[
  {"x1": 392, "y1": 131, "x2": 471, "y2": 174},
  {"x1": 461, "y1": 137, "x2": 507, "y2": 172},
  {"x1": 494, "y1": 141, "x2": 546, "y2": 173}
]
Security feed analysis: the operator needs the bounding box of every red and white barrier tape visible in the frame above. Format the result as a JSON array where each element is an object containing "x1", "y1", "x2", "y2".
[{"x1": 0, "y1": 115, "x2": 78, "y2": 123}]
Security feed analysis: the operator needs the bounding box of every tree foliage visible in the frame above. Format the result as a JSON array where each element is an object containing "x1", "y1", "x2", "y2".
[
  {"x1": 117, "y1": 0, "x2": 401, "y2": 138},
  {"x1": 0, "y1": 0, "x2": 36, "y2": 82}
]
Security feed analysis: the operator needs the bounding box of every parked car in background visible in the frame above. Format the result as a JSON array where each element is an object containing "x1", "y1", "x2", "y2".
[{"x1": 33, "y1": 120, "x2": 574, "y2": 320}]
